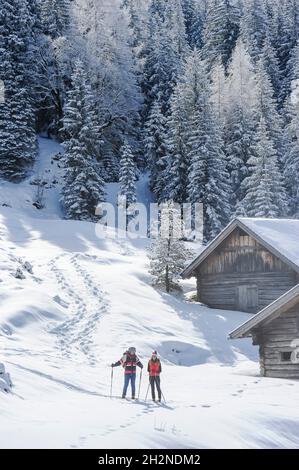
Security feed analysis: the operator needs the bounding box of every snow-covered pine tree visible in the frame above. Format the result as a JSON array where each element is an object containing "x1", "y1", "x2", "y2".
[
  {"x1": 225, "y1": 39, "x2": 258, "y2": 202},
  {"x1": 202, "y1": 0, "x2": 240, "y2": 70},
  {"x1": 240, "y1": 0, "x2": 268, "y2": 62},
  {"x1": 275, "y1": 0, "x2": 298, "y2": 105},
  {"x1": 0, "y1": 0, "x2": 38, "y2": 181},
  {"x1": 61, "y1": 60, "x2": 105, "y2": 220},
  {"x1": 163, "y1": 84, "x2": 190, "y2": 204},
  {"x1": 36, "y1": 0, "x2": 74, "y2": 137},
  {"x1": 210, "y1": 59, "x2": 227, "y2": 130},
  {"x1": 119, "y1": 140, "x2": 137, "y2": 207},
  {"x1": 188, "y1": 105, "x2": 232, "y2": 241},
  {"x1": 148, "y1": 202, "x2": 193, "y2": 292},
  {"x1": 181, "y1": 0, "x2": 203, "y2": 49},
  {"x1": 283, "y1": 97, "x2": 299, "y2": 216},
  {"x1": 143, "y1": 0, "x2": 187, "y2": 116},
  {"x1": 163, "y1": 50, "x2": 209, "y2": 206},
  {"x1": 41, "y1": 0, "x2": 71, "y2": 39},
  {"x1": 100, "y1": 145, "x2": 120, "y2": 184},
  {"x1": 143, "y1": 6, "x2": 172, "y2": 114},
  {"x1": 225, "y1": 105, "x2": 257, "y2": 205},
  {"x1": 239, "y1": 117, "x2": 288, "y2": 218},
  {"x1": 165, "y1": 0, "x2": 188, "y2": 61},
  {"x1": 144, "y1": 101, "x2": 168, "y2": 202},
  {"x1": 255, "y1": 58, "x2": 284, "y2": 160},
  {"x1": 148, "y1": 0, "x2": 168, "y2": 20},
  {"x1": 203, "y1": 115, "x2": 232, "y2": 240},
  {"x1": 121, "y1": 0, "x2": 146, "y2": 52},
  {"x1": 226, "y1": 39, "x2": 258, "y2": 114},
  {"x1": 282, "y1": 39, "x2": 299, "y2": 110},
  {"x1": 261, "y1": 34, "x2": 281, "y2": 102},
  {"x1": 26, "y1": 0, "x2": 43, "y2": 109}
]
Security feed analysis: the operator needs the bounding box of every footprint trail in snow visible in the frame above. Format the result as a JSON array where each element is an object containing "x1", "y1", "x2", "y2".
[{"x1": 48, "y1": 253, "x2": 109, "y2": 365}]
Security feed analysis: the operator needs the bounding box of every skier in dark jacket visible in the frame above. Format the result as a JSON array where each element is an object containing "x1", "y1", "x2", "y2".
[
  {"x1": 148, "y1": 351, "x2": 162, "y2": 402},
  {"x1": 112, "y1": 347, "x2": 143, "y2": 399}
]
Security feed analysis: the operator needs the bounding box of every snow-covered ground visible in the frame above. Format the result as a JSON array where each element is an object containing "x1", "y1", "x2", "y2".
[{"x1": 1, "y1": 138, "x2": 299, "y2": 449}]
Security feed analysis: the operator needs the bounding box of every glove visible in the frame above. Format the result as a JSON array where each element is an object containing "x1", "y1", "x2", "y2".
[
  {"x1": 140, "y1": 364, "x2": 144, "y2": 369},
  {"x1": 111, "y1": 363, "x2": 115, "y2": 368}
]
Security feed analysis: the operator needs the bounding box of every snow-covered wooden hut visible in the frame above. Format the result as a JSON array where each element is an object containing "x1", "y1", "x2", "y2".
[
  {"x1": 182, "y1": 218, "x2": 299, "y2": 313},
  {"x1": 229, "y1": 284, "x2": 299, "y2": 379}
]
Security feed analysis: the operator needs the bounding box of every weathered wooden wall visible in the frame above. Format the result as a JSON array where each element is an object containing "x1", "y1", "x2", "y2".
[
  {"x1": 196, "y1": 228, "x2": 298, "y2": 313},
  {"x1": 254, "y1": 305, "x2": 299, "y2": 379}
]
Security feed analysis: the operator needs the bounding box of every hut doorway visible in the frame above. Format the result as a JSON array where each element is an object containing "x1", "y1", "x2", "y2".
[{"x1": 237, "y1": 285, "x2": 259, "y2": 312}]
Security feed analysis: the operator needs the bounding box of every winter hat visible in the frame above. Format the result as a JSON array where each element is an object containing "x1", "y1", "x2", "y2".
[
  {"x1": 152, "y1": 350, "x2": 158, "y2": 357},
  {"x1": 128, "y1": 347, "x2": 136, "y2": 354}
]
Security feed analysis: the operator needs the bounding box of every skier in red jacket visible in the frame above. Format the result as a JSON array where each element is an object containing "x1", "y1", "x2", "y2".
[{"x1": 148, "y1": 351, "x2": 162, "y2": 402}]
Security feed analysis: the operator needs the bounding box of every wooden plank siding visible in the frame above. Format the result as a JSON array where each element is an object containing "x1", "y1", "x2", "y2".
[
  {"x1": 196, "y1": 228, "x2": 298, "y2": 313},
  {"x1": 256, "y1": 307, "x2": 299, "y2": 379}
]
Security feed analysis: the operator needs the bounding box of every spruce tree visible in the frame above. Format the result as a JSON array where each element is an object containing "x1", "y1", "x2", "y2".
[
  {"x1": 119, "y1": 140, "x2": 137, "y2": 207},
  {"x1": 188, "y1": 106, "x2": 232, "y2": 241},
  {"x1": 62, "y1": 60, "x2": 105, "y2": 220},
  {"x1": 240, "y1": 0, "x2": 268, "y2": 61},
  {"x1": 210, "y1": 59, "x2": 227, "y2": 129},
  {"x1": 276, "y1": 0, "x2": 298, "y2": 98},
  {"x1": 143, "y1": 0, "x2": 187, "y2": 116},
  {"x1": 165, "y1": 0, "x2": 188, "y2": 61},
  {"x1": 181, "y1": 0, "x2": 203, "y2": 49},
  {"x1": 164, "y1": 84, "x2": 190, "y2": 204},
  {"x1": 282, "y1": 39, "x2": 299, "y2": 109},
  {"x1": 36, "y1": 0, "x2": 72, "y2": 136},
  {"x1": 164, "y1": 50, "x2": 208, "y2": 205},
  {"x1": 144, "y1": 101, "x2": 168, "y2": 202},
  {"x1": 148, "y1": 202, "x2": 193, "y2": 293},
  {"x1": 240, "y1": 118, "x2": 288, "y2": 217},
  {"x1": 225, "y1": 39, "x2": 258, "y2": 202},
  {"x1": 41, "y1": 0, "x2": 70, "y2": 39},
  {"x1": 202, "y1": 0, "x2": 240, "y2": 70},
  {"x1": 255, "y1": 58, "x2": 284, "y2": 159},
  {"x1": 0, "y1": 0, "x2": 37, "y2": 181},
  {"x1": 283, "y1": 98, "x2": 299, "y2": 216},
  {"x1": 120, "y1": 0, "x2": 147, "y2": 64},
  {"x1": 261, "y1": 34, "x2": 281, "y2": 102},
  {"x1": 226, "y1": 105, "x2": 257, "y2": 204}
]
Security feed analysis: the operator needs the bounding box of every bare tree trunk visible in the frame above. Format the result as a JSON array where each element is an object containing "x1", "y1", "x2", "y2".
[{"x1": 165, "y1": 264, "x2": 170, "y2": 293}]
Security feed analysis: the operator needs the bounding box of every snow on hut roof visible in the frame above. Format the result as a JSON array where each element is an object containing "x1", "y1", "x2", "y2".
[
  {"x1": 182, "y1": 217, "x2": 299, "y2": 278},
  {"x1": 239, "y1": 218, "x2": 299, "y2": 268}
]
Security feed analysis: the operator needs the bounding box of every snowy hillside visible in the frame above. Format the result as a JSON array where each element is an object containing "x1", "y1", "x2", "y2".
[
  {"x1": 0, "y1": 137, "x2": 64, "y2": 219},
  {"x1": 1, "y1": 139, "x2": 299, "y2": 449}
]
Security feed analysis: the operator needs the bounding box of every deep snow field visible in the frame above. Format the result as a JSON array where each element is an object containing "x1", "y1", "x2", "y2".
[{"x1": 1, "y1": 138, "x2": 299, "y2": 449}]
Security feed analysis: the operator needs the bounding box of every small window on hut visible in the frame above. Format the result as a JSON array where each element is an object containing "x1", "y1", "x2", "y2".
[{"x1": 281, "y1": 351, "x2": 292, "y2": 362}]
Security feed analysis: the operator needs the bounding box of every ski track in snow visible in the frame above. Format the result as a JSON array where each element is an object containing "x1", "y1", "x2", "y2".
[{"x1": 48, "y1": 253, "x2": 109, "y2": 366}]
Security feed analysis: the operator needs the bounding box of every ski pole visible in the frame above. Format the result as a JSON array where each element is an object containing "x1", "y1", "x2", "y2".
[
  {"x1": 138, "y1": 369, "x2": 143, "y2": 400},
  {"x1": 110, "y1": 367, "x2": 114, "y2": 399},
  {"x1": 145, "y1": 382, "x2": 150, "y2": 402},
  {"x1": 160, "y1": 388, "x2": 166, "y2": 404}
]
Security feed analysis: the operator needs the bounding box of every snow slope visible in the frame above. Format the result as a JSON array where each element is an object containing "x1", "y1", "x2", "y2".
[
  {"x1": 0, "y1": 137, "x2": 64, "y2": 219},
  {"x1": 1, "y1": 139, "x2": 299, "y2": 449}
]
